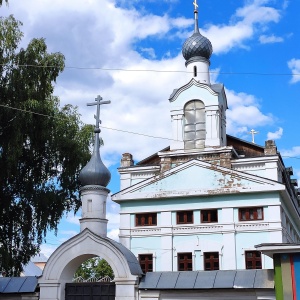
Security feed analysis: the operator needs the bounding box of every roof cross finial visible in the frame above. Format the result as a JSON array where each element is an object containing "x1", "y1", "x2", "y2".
[
  {"x1": 87, "y1": 95, "x2": 111, "y2": 133},
  {"x1": 249, "y1": 129, "x2": 259, "y2": 144},
  {"x1": 193, "y1": 0, "x2": 198, "y2": 11}
]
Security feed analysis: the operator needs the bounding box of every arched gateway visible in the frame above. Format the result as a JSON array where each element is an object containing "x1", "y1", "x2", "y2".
[
  {"x1": 39, "y1": 229, "x2": 142, "y2": 300},
  {"x1": 39, "y1": 96, "x2": 142, "y2": 300}
]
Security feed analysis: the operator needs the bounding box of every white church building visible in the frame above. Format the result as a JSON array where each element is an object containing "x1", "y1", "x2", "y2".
[{"x1": 111, "y1": 0, "x2": 300, "y2": 280}]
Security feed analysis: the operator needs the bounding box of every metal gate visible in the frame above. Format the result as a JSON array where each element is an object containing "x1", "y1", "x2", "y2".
[{"x1": 65, "y1": 282, "x2": 115, "y2": 300}]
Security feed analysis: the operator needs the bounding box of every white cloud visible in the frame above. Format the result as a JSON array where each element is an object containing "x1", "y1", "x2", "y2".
[
  {"x1": 288, "y1": 59, "x2": 300, "y2": 84},
  {"x1": 267, "y1": 127, "x2": 283, "y2": 140},
  {"x1": 1, "y1": 0, "x2": 281, "y2": 165},
  {"x1": 108, "y1": 229, "x2": 119, "y2": 241},
  {"x1": 203, "y1": 0, "x2": 282, "y2": 54},
  {"x1": 140, "y1": 48, "x2": 156, "y2": 59},
  {"x1": 40, "y1": 244, "x2": 56, "y2": 258},
  {"x1": 65, "y1": 214, "x2": 80, "y2": 225},
  {"x1": 283, "y1": 0, "x2": 290, "y2": 10},
  {"x1": 225, "y1": 89, "x2": 273, "y2": 136},
  {"x1": 281, "y1": 147, "x2": 300, "y2": 158},
  {"x1": 259, "y1": 34, "x2": 284, "y2": 44},
  {"x1": 206, "y1": 24, "x2": 253, "y2": 54},
  {"x1": 235, "y1": 0, "x2": 281, "y2": 25}
]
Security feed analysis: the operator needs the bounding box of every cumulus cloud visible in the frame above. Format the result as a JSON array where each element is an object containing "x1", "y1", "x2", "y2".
[
  {"x1": 140, "y1": 47, "x2": 156, "y2": 59},
  {"x1": 40, "y1": 244, "x2": 56, "y2": 258},
  {"x1": 1, "y1": 0, "x2": 281, "y2": 163},
  {"x1": 259, "y1": 34, "x2": 284, "y2": 44},
  {"x1": 235, "y1": 0, "x2": 281, "y2": 25},
  {"x1": 225, "y1": 89, "x2": 273, "y2": 136},
  {"x1": 65, "y1": 214, "x2": 80, "y2": 225},
  {"x1": 281, "y1": 147, "x2": 300, "y2": 158},
  {"x1": 267, "y1": 127, "x2": 283, "y2": 140},
  {"x1": 288, "y1": 59, "x2": 300, "y2": 84},
  {"x1": 203, "y1": 0, "x2": 282, "y2": 54},
  {"x1": 108, "y1": 229, "x2": 119, "y2": 240}
]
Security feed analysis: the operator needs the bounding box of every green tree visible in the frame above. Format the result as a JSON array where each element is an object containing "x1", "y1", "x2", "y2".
[
  {"x1": 74, "y1": 258, "x2": 114, "y2": 280},
  {"x1": 0, "y1": 15, "x2": 94, "y2": 276},
  {"x1": 0, "y1": 0, "x2": 8, "y2": 6}
]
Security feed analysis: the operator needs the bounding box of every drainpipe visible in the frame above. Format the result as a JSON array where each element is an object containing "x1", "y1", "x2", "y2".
[{"x1": 172, "y1": 226, "x2": 174, "y2": 271}]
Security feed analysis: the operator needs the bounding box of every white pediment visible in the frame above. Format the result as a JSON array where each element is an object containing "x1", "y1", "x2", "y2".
[
  {"x1": 112, "y1": 159, "x2": 284, "y2": 201},
  {"x1": 170, "y1": 79, "x2": 219, "y2": 109}
]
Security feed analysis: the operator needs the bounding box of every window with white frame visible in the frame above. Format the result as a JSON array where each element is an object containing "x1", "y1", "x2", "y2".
[{"x1": 184, "y1": 100, "x2": 205, "y2": 149}]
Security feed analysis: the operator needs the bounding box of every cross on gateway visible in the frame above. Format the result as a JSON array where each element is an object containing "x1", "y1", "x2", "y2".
[
  {"x1": 87, "y1": 95, "x2": 111, "y2": 130},
  {"x1": 193, "y1": 0, "x2": 198, "y2": 11}
]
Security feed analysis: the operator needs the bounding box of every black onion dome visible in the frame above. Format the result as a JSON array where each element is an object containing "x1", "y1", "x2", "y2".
[
  {"x1": 79, "y1": 138, "x2": 111, "y2": 187},
  {"x1": 182, "y1": 32, "x2": 213, "y2": 61}
]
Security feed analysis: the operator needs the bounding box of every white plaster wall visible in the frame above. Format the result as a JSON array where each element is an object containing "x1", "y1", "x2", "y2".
[
  {"x1": 120, "y1": 191, "x2": 284, "y2": 272},
  {"x1": 186, "y1": 60, "x2": 210, "y2": 84}
]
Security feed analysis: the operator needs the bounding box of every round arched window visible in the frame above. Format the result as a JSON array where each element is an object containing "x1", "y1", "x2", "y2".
[{"x1": 184, "y1": 100, "x2": 205, "y2": 149}]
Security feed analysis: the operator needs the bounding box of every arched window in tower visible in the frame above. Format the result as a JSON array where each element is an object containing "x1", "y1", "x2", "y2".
[
  {"x1": 184, "y1": 100, "x2": 205, "y2": 149},
  {"x1": 193, "y1": 66, "x2": 197, "y2": 77}
]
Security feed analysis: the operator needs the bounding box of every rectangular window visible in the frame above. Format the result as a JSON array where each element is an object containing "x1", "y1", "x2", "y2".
[
  {"x1": 201, "y1": 209, "x2": 218, "y2": 223},
  {"x1": 177, "y1": 211, "x2": 193, "y2": 224},
  {"x1": 204, "y1": 252, "x2": 219, "y2": 271},
  {"x1": 139, "y1": 254, "x2": 153, "y2": 273},
  {"x1": 245, "y1": 251, "x2": 262, "y2": 269},
  {"x1": 178, "y1": 253, "x2": 193, "y2": 271},
  {"x1": 239, "y1": 207, "x2": 263, "y2": 221},
  {"x1": 135, "y1": 213, "x2": 157, "y2": 226}
]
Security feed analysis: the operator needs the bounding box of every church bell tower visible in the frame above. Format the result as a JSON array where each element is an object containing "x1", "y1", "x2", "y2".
[{"x1": 169, "y1": 0, "x2": 227, "y2": 151}]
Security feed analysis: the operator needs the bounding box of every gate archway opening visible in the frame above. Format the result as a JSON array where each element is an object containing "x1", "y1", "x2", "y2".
[
  {"x1": 39, "y1": 229, "x2": 142, "y2": 300},
  {"x1": 73, "y1": 257, "x2": 115, "y2": 283}
]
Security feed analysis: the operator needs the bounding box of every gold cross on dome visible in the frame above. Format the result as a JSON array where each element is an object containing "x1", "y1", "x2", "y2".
[{"x1": 193, "y1": 0, "x2": 198, "y2": 11}]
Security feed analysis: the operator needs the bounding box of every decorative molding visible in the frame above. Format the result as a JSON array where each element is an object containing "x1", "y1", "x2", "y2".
[
  {"x1": 131, "y1": 228, "x2": 162, "y2": 234},
  {"x1": 173, "y1": 225, "x2": 224, "y2": 232},
  {"x1": 80, "y1": 185, "x2": 110, "y2": 192},
  {"x1": 233, "y1": 164, "x2": 265, "y2": 171},
  {"x1": 169, "y1": 78, "x2": 218, "y2": 102},
  {"x1": 131, "y1": 172, "x2": 157, "y2": 178},
  {"x1": 235, "y1": 223, "x2": 269, "y2": 230}
]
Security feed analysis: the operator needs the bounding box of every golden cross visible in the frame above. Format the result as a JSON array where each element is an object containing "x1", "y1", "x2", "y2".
[{"x1": 193, "y1": 0, "x2": 198, "y2": 11}]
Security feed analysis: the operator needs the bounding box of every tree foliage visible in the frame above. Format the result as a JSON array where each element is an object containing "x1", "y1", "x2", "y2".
[
  {"x1": 0, "y1": 15, "x2": 94, "y2": 276},
  {"x1": 74, "y1": 258, "x2": 114, "y2": 280},
  {"x1": 0, "y1": 0, "x2": 8, "y2": 6}
]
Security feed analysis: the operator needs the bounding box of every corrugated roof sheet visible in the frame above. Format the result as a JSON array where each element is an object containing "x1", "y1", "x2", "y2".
[
  {"x1": 0, "y1": 277, "x2": 38, "y2": 293},
  {"x1": 139, "y1": 270, "x2": 274, "y2": 290}
]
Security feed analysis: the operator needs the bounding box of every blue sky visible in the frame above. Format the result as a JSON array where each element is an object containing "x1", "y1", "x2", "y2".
[{"x1": 1, "y1": 0, "x2": 300, "y2": 257}]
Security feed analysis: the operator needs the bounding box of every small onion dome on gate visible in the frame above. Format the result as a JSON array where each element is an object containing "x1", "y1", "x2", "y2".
[{"x1": 79, "y1": 136, "x2": 111, "y2": 187}]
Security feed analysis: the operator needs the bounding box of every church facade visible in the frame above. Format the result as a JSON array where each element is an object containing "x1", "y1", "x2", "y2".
[{"x1": 111, "y1": 1, "x2": 300, "y2": 276}]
